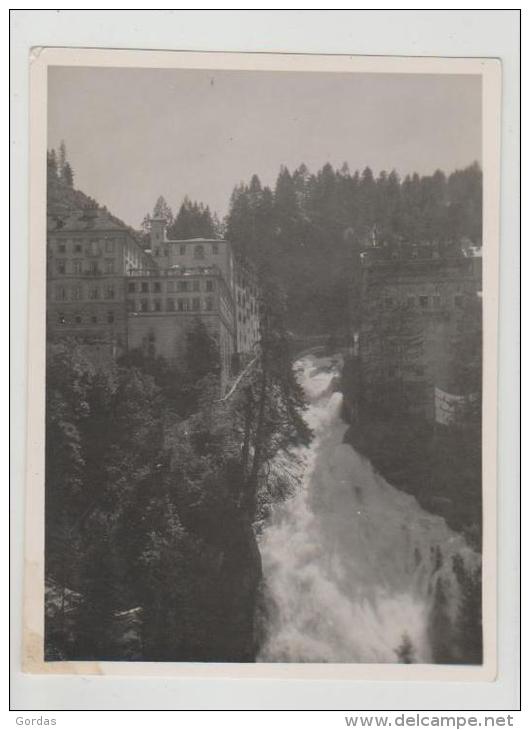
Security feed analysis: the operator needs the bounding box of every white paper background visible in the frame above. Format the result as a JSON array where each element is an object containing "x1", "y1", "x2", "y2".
[{"x1": 10, "y1": 9, "x2": 520, "y2": 711}]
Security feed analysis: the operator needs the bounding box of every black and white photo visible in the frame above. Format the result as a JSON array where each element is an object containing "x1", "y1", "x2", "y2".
[{"x1": 23, "y1": 49, "x2": 501, "y2": 678}]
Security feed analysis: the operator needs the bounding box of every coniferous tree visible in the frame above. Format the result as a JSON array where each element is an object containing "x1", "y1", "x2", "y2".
[
  {"x1": 58, "y1": 140, "x2": 67, "y2": 177},
  {"x1": 168, "y1": 197, "x2": 216, "y2": 239},
  {"x1": 47, "y1": 149, "x2": 58, "y2": 179},
  {"x1": 452, "y1": 554, "x2": 482, "y2": 664},
  {"x1": 62, "y1": 162, "x2": 74, "y2": 188},
  {"x1": 152, "y1": 195, "x2": 174, "y2": 224}
]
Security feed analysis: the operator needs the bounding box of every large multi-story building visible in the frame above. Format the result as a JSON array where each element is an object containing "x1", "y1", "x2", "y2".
[
  {"x1": 47, "y1": 209, "x2": 261, "y2": 390},
  {"x1": 46, "y1": 206, "x2": 153, "y2": 357},
  {"x1": 129, "y1": 218, "x2": 260, "y2": 380}
]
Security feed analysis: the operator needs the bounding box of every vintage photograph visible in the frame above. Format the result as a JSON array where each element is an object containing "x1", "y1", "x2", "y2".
[{"x1": 39, "y1": 53, "x2": 492, "y2": 668}]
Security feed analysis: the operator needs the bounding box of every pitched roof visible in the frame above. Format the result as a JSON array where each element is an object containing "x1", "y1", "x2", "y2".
[{"x1": 47, "y1": 208, "x2": 132, "y2": 233}]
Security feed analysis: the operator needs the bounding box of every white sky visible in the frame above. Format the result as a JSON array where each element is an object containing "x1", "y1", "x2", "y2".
[{"x1": 48, "y1": 67, "x2": 481, "y2": 228}]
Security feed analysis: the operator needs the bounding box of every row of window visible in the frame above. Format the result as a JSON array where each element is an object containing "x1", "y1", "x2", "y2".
[
  {"x1": 383, "y1": 294, "x2": 467, "y2": 309},
  {"x1": 128, "y1": 279, "x2": 215, "y2": 294},
  {"x1": 153, "y1": 243, "x2": 220, "y2": 258},
  {"x1": 55, "y1": 310, "x2": 116, "y2": 326},
  {"x1": 49, "y1": 239, "x2": 117, "y2": 256},
  {"x1": 54, "y1": 259, "x2": 116, "y2": 275},
  {"x1": 54, "y1": 284, "x2": 116, "y2": 301},
  {"x1": 129, "y1": 297, "x2": 215, "y2": 314}
]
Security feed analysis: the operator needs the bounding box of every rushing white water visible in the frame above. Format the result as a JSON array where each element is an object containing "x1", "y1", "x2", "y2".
[{"x1": 258, "y1": 353, "x2": 477, "y2": 663}]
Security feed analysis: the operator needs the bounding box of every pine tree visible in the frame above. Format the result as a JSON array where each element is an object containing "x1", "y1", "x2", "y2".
[
  {"x1": 58, "y1": 140, "x2": 67, "y2": 176},
  {"x1": 47, "y1": 149, "x2": 58, "y2": 179},
  {"x1": 167, "y1": 197, "x2": 216, "y2": 239},
  {"x1": 452, "y1": 554, "x2": 482, "y2": 664},
  {"x1": 62, "y1": 162, "x2": 74, "y2": 187},
  {"x1": 152, "y1": 195, "x2": 173, "y2": 224}
]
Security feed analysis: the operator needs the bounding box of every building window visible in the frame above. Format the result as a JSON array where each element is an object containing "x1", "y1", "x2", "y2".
[
  {"x1": 154, "y1": 299, "x2": 162, "y2": 312},
  {"x1": 205, "y1": 297, "x2": 214, "y2": 311},
  {"x1": 58, "y1": 242, "x2": 66, "y2": 254},
  {"x1": 72, "y1": 260, "x2": 82, "y2": 274},
  {"x1": 180, "y1": 244, "x2": 186, "y2": 255},
  {"x1": 167, "y1": 298, "x2": 175, "y2": 311},
  {"x1": 192, "y1": 297, "x2": 201, "y2": 311},
  {"x1": 107, "y1": 311, "x2": 115, "y2": 323},
  {"x1": 57, "y1": 260, "x2": 66, "y2": 275},
  {"x1": 407, "y1": 296, "x2": 415, "y2": 307},
  {"x1": 128, "y1": 282, "x2": 136, "y2": 293},
  {"x1": 75, "y1": 315, "x2": 82, "y2": 324},
  {"x1": 105, "y1": 240, "x2": 115, "y2": 253},
  {"x1": 178, "y1": 281, "x2": 189, "y2": 293},
  {"x1": 88, "y1": 261, "x2": 99, "y2": 275},
  {"x1": 86, "y1": 240, "x2": 100, "y2": 256},
  {"x1": 73, "y1": 240, "x2": 82, "y2": 253},
  {"x1": 154, "y1": 282, "x2": 162, "y2": 293},
  {"x1": 91, "y1": 315, "x2": 98, "y2": 324},
  {"x1": 140, "y1": 299, "x2": 149, "y2": 312},
  {"x1": 141, "y1": 282, "x2": 149, "y2": 293},
  {"x1": 154, "y1": 247, "x2": 160, "y2": 257},
  {"x1": 89, "y1": 286, "x2": 100, "y2": 300},
  {"x1": 432, "y1": 295, "x2": 441, "y2": 308},
  {"x1": 206, "y1": 280, "x2": 214, "y2": 292},
  {"x1": 419, "y1": 296, "x2": 429, "y2": 308},
  {"x1": 105, "y1": 259, "x2": 115, "y2": 274},
  {"x1": 105, "y1": 286, "x2": 115, "y2": 300},
  {"x1": 455, "y1": 295, "x2": 463, "y2": 308},
  {"x1": 192, "y1": 280, "x2": 200, "y2": 292},
  {"x1": 167, "y1": 281, "x2": 175, "y2": 293},
  {"x1": 72, "y1": 286, "x2": 82, "y2": 300},
  {"x1": 57, "y1": 312, "x2": 66, "y2": 325},
  {"x1": 55, "y1": 286, "x2": 67, "y2": 301},
  {"x1": 212, "y1": 243, "x2": 219, "y2": 254},
  {"x1": 178, "y1": 298, "x2": 189, "y2": 312},
  {"x1": 194, "y1": 244, "x2": 205, "y2": 259}
]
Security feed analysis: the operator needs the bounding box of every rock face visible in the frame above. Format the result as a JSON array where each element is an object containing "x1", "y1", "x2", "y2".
[
  {"x1": 137, "y1": 508, "x2": 263, "y2": 663},
  {"x1": 210, "y1": 521, "x2": 263, "y2": 662}
]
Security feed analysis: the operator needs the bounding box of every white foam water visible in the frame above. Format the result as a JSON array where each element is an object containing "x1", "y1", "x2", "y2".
[{"x1": 258, "y1": 354, "x2": 477, "y2": 663}]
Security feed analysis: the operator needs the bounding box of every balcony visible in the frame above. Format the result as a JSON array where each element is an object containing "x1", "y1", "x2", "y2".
[{"x1": 127, "y1": 265, "x2": 222, "y2": 278}]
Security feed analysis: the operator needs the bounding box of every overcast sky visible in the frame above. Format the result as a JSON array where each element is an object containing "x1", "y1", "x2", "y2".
[{"x1": 48, "y1": 67, "x2": 481, "y2": 228}]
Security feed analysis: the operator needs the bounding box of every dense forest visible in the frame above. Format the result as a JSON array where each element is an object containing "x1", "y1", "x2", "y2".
[
  {"x1": 144, "y1": 162, "x2": 481, "y2": 334},
  {"x1": 45, "y1": 289, "x2": 311, "y2": 660},
  {"x1": 46, "y1": 148, "x2": 483, "y2": 663}
]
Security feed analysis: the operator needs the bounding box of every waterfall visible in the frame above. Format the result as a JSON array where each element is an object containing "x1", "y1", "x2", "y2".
[{"x1": 257, "y1": 353, "x2": 479, "y2": 663}]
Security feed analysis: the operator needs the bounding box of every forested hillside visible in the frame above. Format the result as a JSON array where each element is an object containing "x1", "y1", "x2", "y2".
[
  {"x1": 142, "y1": 162, "x2": 482, "y2": 335},
  {"x1": 45, "y1": 298, "x2": 311, "y2": 661},
  {"x1": 47, "y1": 146, "x2": 139, "y2": 241},
  {"x1": 224, "y1": 162, "x2": 482, "y2": 334}
]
